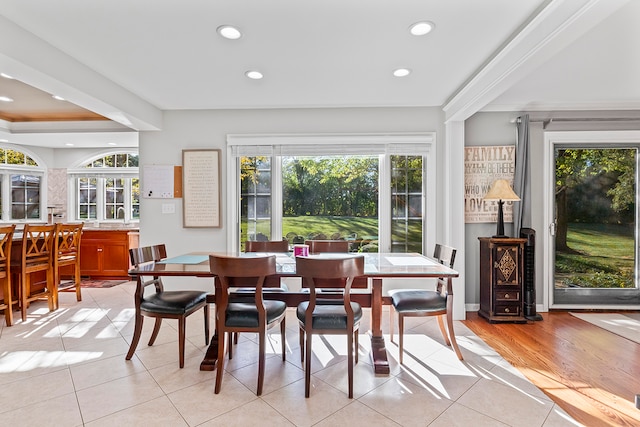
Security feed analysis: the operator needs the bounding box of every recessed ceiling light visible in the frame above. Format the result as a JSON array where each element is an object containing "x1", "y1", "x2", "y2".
[
  {"x1": 217, "y1": 25, "x2": 242, "y2": 40},
  {"x1": 245, "y1": 70, "x2": 263, "y2": 80},
  {"x1": 0, "y1": 96, "x2": 14, "y2": 102},
  {"x1": 108, "y1": 142, "x2": 117, "y2": 146},
  {"x1": 393, "y1": 68, "x2": 411, "y2": 77},
  {"x1": 52, "y1": 95, "x2": 65, "y2": 101},
  {"x1": 0, "y1": 139, "x2": 8, "y2": 143},
  {"x1": 0, "y1": 73, "x2": 14, "y2": 79},
  {"x1": 409, "y1": 21, "x2": 435, "y2": 36},
  {"x1": 65, "y1": 143, "x2": 74, "y2": 146}
]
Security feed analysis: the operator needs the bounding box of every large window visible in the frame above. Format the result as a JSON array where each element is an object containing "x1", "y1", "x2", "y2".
[
  {"x1": 70, "y1": 152, "x2": 139, "y2": 222},
  {"x1": 0, "y1": 147, "x2": 45, "y2": 221},
  {"x1": 230, "y1": 134, "x2": 435, "y2": 253}
]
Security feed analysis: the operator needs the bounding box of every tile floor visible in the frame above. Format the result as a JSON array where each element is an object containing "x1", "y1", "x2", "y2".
[{"x1": 0, "y1": 283, "x2": 582, "y2": 426}]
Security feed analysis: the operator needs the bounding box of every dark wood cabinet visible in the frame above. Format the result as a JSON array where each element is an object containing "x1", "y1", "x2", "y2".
[
  {"x1": 80, "y1": 230, "x2": 138, "y2": 279},
  {"x1": 478, "y1": 237, "x2": 527, "y2": 323}
]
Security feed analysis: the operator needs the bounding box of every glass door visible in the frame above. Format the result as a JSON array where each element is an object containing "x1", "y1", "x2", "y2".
[{"x1": 552, "y1": 146, "x2": 640, "y2": 306}]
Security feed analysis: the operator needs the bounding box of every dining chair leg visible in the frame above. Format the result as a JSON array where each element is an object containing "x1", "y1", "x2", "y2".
[
  {"x1": 354, "y1": 330, "x2": 359, "y2": 364},
  {"x1": 178, "y1": 317, "x2": 186, "y2": 368},
  {"x1": 257, "y1": 330, "x2": 266, "y2": 396},
  {"x1": 215, "y1": 332, "x2": 226, "y2": 394},
  {"x1": 304, "y1": 331, "x2": 312, "y2": 398},
  {"x1": 398, "y1": 313, "x2": 404, "y2": 364},
  {"x1": 280, "y1": 318, "x2": 286, "y2": 361},
  {"x1": 389, "y1": 307, "x2": 394, "y2": 343},
  {"x1": 446, "y1": 311, "x2": 463, "y2": 360},
  {"x1": 347, "y1": 329, "x2": 354, "y2": 398},
  {"x1": 437, "y1": 315, "x2": 451, "y2": 346},
  {"x1": 204, "y1": 305, "x2": 210, "y2": 345},
  {"x1": 299, "y1": 327, "x2": 305, "y2": 363},
  {"x1": 148, "y1": 318, "x2": 162, "y2": 346},
  {"x1": 126, "y1": 315, "x2": 144, "y2": 360},
  {"x1": 228, "y1": 331, "x2": 234, "y2": 360}
]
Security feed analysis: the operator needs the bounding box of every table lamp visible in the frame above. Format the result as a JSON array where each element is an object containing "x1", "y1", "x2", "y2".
[{"x1": 483, "y1": 179, "x2": 520, "y2": 238}]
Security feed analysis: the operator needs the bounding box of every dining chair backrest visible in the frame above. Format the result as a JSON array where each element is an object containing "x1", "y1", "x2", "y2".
[
  {"x1": 295, "y1": 255, "x2": 364, "y2": 291},
  {"x1": 209, "y1": 254, "x2": 277, "y2": 304},
  {"x1": 434, "y1": 243, "x2": 456, "y2": 295},
  {"x1": 304, "y1": 239, "x2": 349, "y2": 254},
  {"x1": 0, "y1": 224, "x2": 15, "y2": 326},
  {"x1": 303, "y1": 240, "x2": 368, "y2": 288},
  {"x1": 129, "y1": 244, "x2": 167, "y2": 266},
  {"x1": 245, "y1": 239, "x2": 289, "y2": 252}
]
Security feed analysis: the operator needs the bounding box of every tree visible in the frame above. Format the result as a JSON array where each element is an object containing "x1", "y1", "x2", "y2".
[{"x1": 555, "y1": 148, "x2": 635, "y2": 250}]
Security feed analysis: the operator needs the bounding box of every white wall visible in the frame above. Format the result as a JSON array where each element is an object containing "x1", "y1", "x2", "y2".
[
  {"x1": 464, "y1": 112, "x2": 525, "y2": 309},
  {"x1": 137, "y1": 107, "x2": 462, "y2": 297}
]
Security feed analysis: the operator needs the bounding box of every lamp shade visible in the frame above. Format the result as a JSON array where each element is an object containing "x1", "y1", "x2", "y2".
[{"x1": 483, "y1": 179, "x2": 520, "y2": 201}]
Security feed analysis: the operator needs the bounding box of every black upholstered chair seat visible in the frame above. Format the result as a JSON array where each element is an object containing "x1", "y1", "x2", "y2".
[
  {"x1": 390, "y1": 289, "x2": 446, "y2": 313},
  {"x1": 225, "y1": 300, "x2": 287, "y2": 328},
  {"x1": 297, "y1": 300, "x2": 362, "y2": 329},
  {"x1": 141, "y1": 290, "x2": 208, "y2": 315}
]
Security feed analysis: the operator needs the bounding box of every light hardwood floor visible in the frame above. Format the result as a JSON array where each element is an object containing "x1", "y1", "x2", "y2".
[{"x1": 464, "y1": 311, "x2": 640, "y2": 427}]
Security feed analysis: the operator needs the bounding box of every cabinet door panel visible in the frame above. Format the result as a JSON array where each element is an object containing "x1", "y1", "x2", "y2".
[
  {"x1": 101, "y1": 243, "x2": 128, "y2": 276},
  {"x1": 80, "y1": 242, "x2": 102, "y2": 275},
  {"x1": 493, "y1": 245, "x2": 520, "y2": 285}
]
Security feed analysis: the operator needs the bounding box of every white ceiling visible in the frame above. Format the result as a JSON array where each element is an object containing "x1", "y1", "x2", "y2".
[{"x1": 0, "y1": 0, "x2": 638, "y2": 147}]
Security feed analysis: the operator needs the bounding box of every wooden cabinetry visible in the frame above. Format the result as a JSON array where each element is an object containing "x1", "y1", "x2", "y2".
[
  {"x1": 80, "y1": 230, "x2": 138, "y2": 279},
  {"x1": 478, "y1": 237, "x2": 527, "y2": 323}
]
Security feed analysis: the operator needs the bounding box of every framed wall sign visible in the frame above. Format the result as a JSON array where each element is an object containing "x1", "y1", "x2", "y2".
[
  {"x1": 182, "y1": 149, "x2": 221, "y2": 228},
  {"x1": 464, "y1": 145, "x2": 516, "y2": 224}
]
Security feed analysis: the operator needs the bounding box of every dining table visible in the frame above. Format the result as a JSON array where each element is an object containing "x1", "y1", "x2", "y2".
[{"x1": 127, "y1": 251, "x2": 459, "y2": 374}]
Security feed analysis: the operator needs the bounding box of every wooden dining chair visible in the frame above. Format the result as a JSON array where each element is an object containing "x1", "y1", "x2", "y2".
[
  {"x1": 245, "y1": 239, "x2": 289, "y2": 252},
  {"x1": 0, "y1": 225, "x2": 16, "y2": 326},
  {"x1": 296, "y1": 255, "x2": 365, "y2": 398},
  {"x1": 304, "y1": 239, "x2": 349, "y2": 254},
  {"x1": 53, "y1": 223, "x2": 83, "y2": 308},
  {"x1": 126, "y1": 244, "x2": 210, "y2": 368},
  {"x1": 12, "y1": 224, "x2": 57, "y2": 322},
  {"x1": 388, "y1": 243, "x2": 463, "y2": 363},
  {"x1": 303, "y1": 239, "x2": 368, "y2": 289},
  {"x1": 209, "y1": 254, "x2": 286, "y2": 395}
]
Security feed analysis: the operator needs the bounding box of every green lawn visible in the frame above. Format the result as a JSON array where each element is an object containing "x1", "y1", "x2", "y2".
[
  {"x1": 242, "y1": 216, "x2": 379, "y2": 242},
  {"x1": 555, "y1": 222, "x2": 635, "y2": 288}
]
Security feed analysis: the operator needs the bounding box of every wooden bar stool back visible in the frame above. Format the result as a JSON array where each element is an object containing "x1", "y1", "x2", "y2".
[
  {"x1": 54, "y1": 223, "x2": 84, "y2": 307},
  {"x1": 0, "y1": 225, "x2": 16, "y2": 326},
  {"x1": 12, "y1": 224, "x2": 57, "y2": 322}
]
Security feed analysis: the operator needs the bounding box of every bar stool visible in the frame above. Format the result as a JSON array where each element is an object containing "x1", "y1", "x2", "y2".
[
  {"x1": 12, "y1": 224, "x2": 56, "y2": 322},
  {"x1": 53, "y1": 223, "x2": 83, "y2": 308},
  {"x1": 0, "y1": 225, "x2": 16, "y2": 326}
]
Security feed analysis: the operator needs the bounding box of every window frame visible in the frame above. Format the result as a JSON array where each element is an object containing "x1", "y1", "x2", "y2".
[
  {"x1": 67, "y1": 151, "x2": 139, "y2": 223},
  {"x1": 0, "y1": 145, "x2": 47, "y2": 223},
  {"x1": 227, "y1": 133, "x2": 436, "y2": 253}
]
